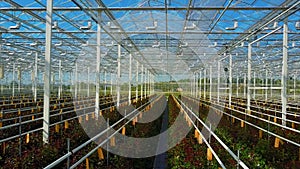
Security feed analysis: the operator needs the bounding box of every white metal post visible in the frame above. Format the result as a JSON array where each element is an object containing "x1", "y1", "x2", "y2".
[
  {"x1": 87, "y1": 67, "x2": 90, "y2": 97},
  {"x1": 117, "y1": 44, "x2": 121, "y2": 108},
  {"x1": 229, "y1": 54, "x2": 232, "y2": 106},
  {"x1": 281, "y1": 21, "x2": 288, "y2": 126},
  {"x1": 204, "y1": 69, "x2": 206, "y2": 100},
  {"x1": 195, "y1": 73, "x2": 198, "y2": 98},
  {"x1": 34, "y1": 52, "x2": 38, "y2": 102},
  {"x1": 210, "y1": 65, "x2": 212, "y2": 101},
  {"x1": 193, "y1": 73, "x2": 195, "y2": 97},
  {"x1": 128, "y1": 53, "x2": 132, "y2": 105},
  {"x1": 136, "y1": 61, "x2": 139, "y2": 100},
  {"x1": 145, "y1": 69, "x2": 147, "y2": 98},
  {"x1": 150, "y1": 74, "x2": 152, "y2": 95},
  {"x1": 78, "y1": 72, "x2": 81, "y2": 97},
  {"x1": 69, "y1": 72, "x2": 72, "y2": 92},
  {"x1": 75, "y1": 62, "x2": 78, "y2": 99},
  {"x1": 253, "y1": 72, "x2": 256, "y2": 99},
  {"x1": 148, "y1": 71, "x2": 150, "y2": 96},
  {"x1": 294, "y1": 74, "x2": 296, "y2": 100},
  {"x1": 12, "y1": 63, "x2": 15, "y2": 97},
  {"x1": 199, "y1": 71, "x2": 202, "y2": 99},
  {"x1": 110, "y1": 72, "x2": 113, "y2": 95},
  {"x1": 104, "y1": 70, "x2": 106, "y2": 96},
  {"x1": 95, "y1": 13, "x2": 101, "y2": 120},
  {"x1": 247, "y1": 44, "x2": 252, "y2": 111},
  {"x1": 217, "y1": 61, "x2": 220, "y2": 102},
  {"x1": 190, "y1": 77, "x2": 193, "y2": 96},
  {"x1": 141, "y1": 65, "x2": 143, "y2": 100},
  {"x1": 244, "y1": 74, "x2": 246, "y2": 98},
  {"x1": 270, "y1": 76, "x2": 273, "y2": 98},
  {"x1": 236, "y1": 74, "x2": 239, "y2": 98},
  {"x1": 43, "y1": 0, "x2": 53, "y2": 144},
  {"x1": 32, "y1": 69, "x2": 34, "y2": 95},
  {"x1": 265, "y1": 69, "x2": 268, "y2": 101},
  {"x1": 58, "y1": 60, "x2": 62, "y2": 99},
  {"x1": 18, "y1": 69, "x2": 21, "y2": 93}
]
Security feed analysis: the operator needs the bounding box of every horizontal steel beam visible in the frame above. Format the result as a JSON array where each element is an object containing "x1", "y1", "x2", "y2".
[
  {"x1": 0, "y1": 6, "x2": 297, "y2": 11},
  {"x1": 1, "y1": 31, "x2": 299, "y2": 35}
]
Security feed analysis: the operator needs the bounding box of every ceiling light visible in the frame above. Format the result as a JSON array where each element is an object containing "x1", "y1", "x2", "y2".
[
  {"x1": 80, "y1": 21, "x2": 92, "y2": 30},
  {"x1": 9, "y1": 22, "x2": 21, "y2": 30},
  {"x1": 184, "y1": 23, "x2": 196, "y2": 30},
  {"x1": 226, "y1": 21, "x2": 238, "y2": 30}
]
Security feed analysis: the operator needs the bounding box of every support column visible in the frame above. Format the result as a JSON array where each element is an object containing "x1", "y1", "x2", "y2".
[
  {"x1": 253, "y1": 72, "x2": 256, "y2": 99},
  {"x1": 95, "y1": 13, "x2": 101, "y2": 120},
  {"x1": 281, "y1": 21, "x2": 288, "y2": 126},
  {"x1": 136, "y1": 61, "x2": 139, "y2": 100},
  {"x1": 128, "y1": 53, "x2": 132, "y2": 105},
  {"x1": 34, "y1": 52, "x2": 38, "y2": 102},
  {"x1": 12, "y1": 63, "x2": 15, "y2": 97},
  {"x1": 217, "y1": 61, "x2": 220, "y2": 102},
  {"x1": 294, "y1": 74, "x2": 296, "y2": 100},
  {"x1": 75, "y1": 62, "x2": 78, "y2": 99},
  {"x1": 199, "y1": 71, "x2": 202, "y2": 99},
  {"x1": 116, "y1": 44, "x2": 121, "y2": 108},
  {"x1": 204, "y1": 69, "x2": 206, "y2": 100},
  {"x1": 58, "y1": 60, "x2": 62, "y2": 99},
  {"x1": 270, "y1": 76, "x2": 273, "y2": 98},
  {"x1": 209, "y1": 65, "x2": 212, "y2": 101},
  {"x1": 247, "y1": 44, "x2": 252, "y2": 111},
  {"x1": 87, "y1": 67, "x2": 90, "y2": 97},
  {"x1": 265, "y1": 69, "x2": 268, "y2": 101},
  {"x1": 193, "y1": 73, "x2": 196, "y2": 97},
  {"x1": 229, "y1": 54, "x2": 232, "y2": 106},
  {"x1": 145, "y1": 69, "x2": 147, "y2": 98},
  {"x1": 236, "y1": 74, "x2": 239, "y2": 98},
  {"x1": 141, "y1": 65, "x2": 143, "y2": 100},
  {"x1": 32, "y1": 70, "x2": 34, "y2": 96},
  {"x1": 18, "y1": 69, "x2": 21, "y2": 93},
  {"x1": 104, "y1": 70, "x2": 106, "y2": 96},
  {"x1": 69, "y1": 72, "x2": 72, "y2": 93},
  {"x1": 195, "y1": 73, "x2": 198, "y2": 98},
  {"x1": 148, "y1": 71, "x2": 150, "y2": 96},
  {"x1": 110, "y1": 72, "x2": 113, "y2": 95},
  {"x1": 190, "y1": 77, "x2": 193, "y2": 96},
  {"x1": 43, "y1": 0, "x2": 53, "y2": 144},
  {"x1": 244, "y1": 73, "x2": 246, "y2": 98}
]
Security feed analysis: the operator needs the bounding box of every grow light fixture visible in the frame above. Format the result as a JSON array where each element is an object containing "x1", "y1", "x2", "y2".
[
  {"x1": 81, "y1": 41, "x2": 89, "y2": 47},
  {"x1": 240, "y1": 42, "x2": 244, "y2": 47},
  {"x1": 9, "y1": 22, "x2": 21, "y2": 30},
  {"x1": 80, "y1": 21, "x2": 92, "y2": 30},
  {"x1": 208, "y1": 42, "x2": 217, "y2": 48},
  {"x1": 295, "y1": 21, "x2": 300, "y2": 30},
  {"x1": 152, "y1": 41, "x2": 160, "y2": 48},
  {"x1": 146, "y1": 21, "x2": 157, "y2": 30},
  {"x1": 264, "y1": 21, "x2": 278, "y2": 30},
  {"x1": 179, "y1": 42, "x2": 188, "y2": 48},
  {"x1": 52, "y1": 21, "x2": 58, "y2": 29},
  {"x1": 79, "y1": 52, "x2": 85, "y2": 56},
  {"x1": 60, "y1": 52, "x2": 67, "y2": 56},
  {"x1": 184, "y1": 23, "x2": 196, "y2": 30},
  {"x1": 54, "y1": 41, "x2": 63, "y2": 47},
  {"x1": 106, "y1": 41, "x2": 115, "y2": 47},
  {"x1": 226, "y1": 21, "x2": 238, "y2": 30},
  {"x1": 27, "y1": 51, "x2": 33, "y2": 55},
  {"x1": 30, "y1": 42, "x2": 37, "y2": 46},
  {"x1": 107, "y1": 22, "x2": 119, "y2": 29}
]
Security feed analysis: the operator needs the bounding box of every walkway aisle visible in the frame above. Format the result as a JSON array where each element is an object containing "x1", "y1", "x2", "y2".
[{"x1": 153, "y1": 97, "x2": 169, "y2": 169}]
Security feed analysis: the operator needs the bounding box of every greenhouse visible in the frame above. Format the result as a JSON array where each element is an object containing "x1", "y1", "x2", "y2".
[{"x1": 0, "y1": 0, "x2": 299, "y2": 168}]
